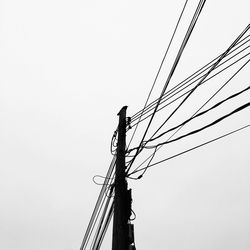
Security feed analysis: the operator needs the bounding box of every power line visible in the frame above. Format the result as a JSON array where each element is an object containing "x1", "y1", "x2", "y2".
[
  {"x1": 130, "y1": 34, "x2": 250, "y2": 123},
  {"x1": 127, "y1": 59, "x2": 250, "y2": 178},
  {"x1": 130, "y1": 40, "x2": 250, "y2": 127},
  {"x1": 127, "y1": 0, "x2": 189, "y2": 149},
  {"x1": 126, "y1": 24, "x2": 250, "y2": 178},
  {"x1": 91, "y1": 192, "x2": 113, "y2": 250},
  {"x1": 80, "y1": 156, "x2": 116, "y2": 250},
  {"x1": 126, "y1": 0, "x2": 207, "y2": 174},
  {"x1": 145, "y1": 24, "x2": 250, "y2": 144},
  {"x1": 94, "y1": 202, "x2": 114, "y2": 250},
  {"x1": 129, "y1": 124, "x2": 250, "y2": 176},
  {"x1": 129, "y1": 82, "x2": 250, "y2": 152},
  {"x1": 126, "y1": 45, "x2": 250, "y2": 179},
  {"x1": 147, "y1": 71, "x2": 250, "y2": 144},
  {"x1": 145, "y1": 101, "x2": 250, "y2": 149}
]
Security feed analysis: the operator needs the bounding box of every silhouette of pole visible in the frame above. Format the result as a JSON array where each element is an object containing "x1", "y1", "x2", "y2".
[{"x1": 112, "y1": 106, "x2": 129, "y2": 250}]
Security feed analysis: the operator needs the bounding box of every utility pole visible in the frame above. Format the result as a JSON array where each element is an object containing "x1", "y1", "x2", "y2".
[{"x1": 112, "y1": 106, "x2": 129, "y2": 250}]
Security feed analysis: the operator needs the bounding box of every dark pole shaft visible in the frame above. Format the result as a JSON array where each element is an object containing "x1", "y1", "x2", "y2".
[{"x1": 112, "y1": 106, "x2": 128, "y2": 250}]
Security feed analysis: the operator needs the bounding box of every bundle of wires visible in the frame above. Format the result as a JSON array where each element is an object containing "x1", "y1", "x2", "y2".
[{"x1": 79, "y1": 157, "x2": 115, "y2": 250}]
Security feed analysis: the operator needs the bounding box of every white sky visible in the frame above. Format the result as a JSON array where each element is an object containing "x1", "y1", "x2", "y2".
[{"x1": 1, "y1": 0, "x2": 250, "y2": 250}]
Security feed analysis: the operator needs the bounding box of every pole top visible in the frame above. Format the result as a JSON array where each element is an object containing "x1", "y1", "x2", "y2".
[{"x1": 117, "y1": 106, "x2": 128, "y2": 116}]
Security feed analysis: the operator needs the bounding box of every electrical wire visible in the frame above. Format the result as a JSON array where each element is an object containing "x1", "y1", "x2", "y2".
[
  {"x1": 130, "y1": 51, "x2": 250, "y2": 129},
  {"x1": 94, "y1": 202, "x2": 114, "y2": 250},
  {"x1": 91, "y1": 190, "x2": 113, "y2": 250},
  {"x1": 147, "y1": 75, "x2": 250, "y2": 143},
  {"x1": 130, "y1": 34, "x2": 250, "y2": 124},
  {"x1": 80, "y1": 156, "x2": 116, "y2": 250},
  {"x1": 110, "y1": 130, "x2": 118, "y2": 155},
  {"x1": 127, "y1": 0, "x2": 189, "y2": 149},
  {"x1": 126, "y1": 24, "x2": 250, "y2": 175},
  {"x1": 140, "y1": 0, "x2": 206, "y2": 143},
  {"x1": 130, "y1": 0, "x2": 207, "y2": 125},
  {"x1": 146, "y1": 24, "x2": 250, "y2": 144},
  {"x1": 126, "y1": 0, "x2": 207, "y2": 174},
  {"x1": 130, "y1": 40, "x2": 250, "y2": 127},
  {"x1": 145, "y1": 101, "x2": 250, "y2": 149},
  {"x1": 93, "y1": 175, "x2": 115, "y2": 186},
  {"x1": 129, "y1": 124, "x2": 250, "y2": 176},
  {"x1": 127, "y1": 59, "x2": 250, "y2": 178}
]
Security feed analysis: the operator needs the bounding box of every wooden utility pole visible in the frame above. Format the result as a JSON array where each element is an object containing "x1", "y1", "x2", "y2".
[{"x1": 112, "y1": 106, "x2": 129, "y2": 250}]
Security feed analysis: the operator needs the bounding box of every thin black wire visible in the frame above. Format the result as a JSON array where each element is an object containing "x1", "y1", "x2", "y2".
[
  {"x1": 127, "y1": 59, "x2": 250, "y2": 177},
  {"x1": 130, "y1": 34, "x2": 250, "y2": 123},
  {"x1": 110, "y1": 130, "x2": 118, "y2": 155},
  {"x1": 135, "y1": 147, "x2": 158, "y2": 179},
  {"x1": 130, "y1": 0, "x2": 206, "y2": 125},
  {"x1": 87, "y1": 189, "x2": 110, "y2": 250},
  {"x1": 127, "y1": 0, "x2": 189, "y2": 149},
  {"x1": 94, "y1": 202, "x2": 114, "y2": 250},
  {"x1": 91, "y1": 190, "x2": 112, "y2": 250},
  {"x1": 126, "y1": 0, "x2": 206, "y2": 174},
  {"x1": 140, "y1": 0, "x2": 206, "y2": 144},
  {"x1": 146, "y1": 24, "x2": 250, "y2": 145},
  {"x1": 130, "y1": 41, "x2": 250, "y2": 126},
  {"x1": 80, "y1": 156, "x2": 116, "y2": 250},
  {"x1": 130, "y1": 50, "x2": 250, "y2": 129},
  {"x1": 145, "y1": 102, "x2": 250, "y2": 149},
  {"x1": 130, "y1": 53, "x2": 249, "y2": 130},
  {"x1": 126, "y1": 28, "x2": 250, "y2": 175},
  {"x1": 92, "y1": 175, "x2": 114, "y2": 186},
  {"x1": 129, "y1": 124, "x2": 250, "y2": 176},
  {"x1": 147, "y1": 66, "x2": 250, "y2": 143}
]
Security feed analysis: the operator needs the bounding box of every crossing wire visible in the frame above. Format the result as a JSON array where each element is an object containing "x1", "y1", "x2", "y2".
[
  {"x1": 143, "y1": 24, "x2": 250, "y2": 147},
  {"x1": 130, "y1": 34, "x2": 250, "y2": 124},
  {"x1": 127, "y1": 59, "x2": 250, "y2": 178},
  {"x1": 145, "y1": 101, "x2": 250, "y2": 149},
  {"x1": 129, "y1": 124, "x2": 250, "y2": 176},
  {"x1": 94, "y1": 202, "x2": 114, "y2": 250},
  {"x1": 127, "y1": 0, "x2": 189, "y2": 149},
  {"x1": 91, "y1": 190, "x2": 113, "y2": 249},
  {"x1": 80, "y1": 156, "x2": 116, "y2": 250},
  {"x1": 147, "y1": 63, "x2": 250, "y2": 144},
  {"x1": 130, "y1": 52, "x2": 249, "y2": 130},
  {"x1": 126, "y1": 0, "x2": 207, "y2": 174},
  {"x1": 130, "y1": 37, "x2": 250, "y2": 127}
]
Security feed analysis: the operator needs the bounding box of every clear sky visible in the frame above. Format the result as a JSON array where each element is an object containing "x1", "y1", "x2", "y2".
[{"x1": 1, "y1": 0, "x2": 250, "y2": 250}]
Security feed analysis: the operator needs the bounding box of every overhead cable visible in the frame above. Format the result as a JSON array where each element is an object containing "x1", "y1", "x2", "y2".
[
  {"x1": 130, "y1": 34, "x2": 250, "y2": 124},
  {"x1": 147, "y1": 82, "x2": 250, "y2": 144},
  {"x1": 80, "y1": 156, "x2": 116, "y2": 250},
  {"x1": 146, "y1": 24, "x2": 250, "y2": 143},
  {"x1": 94, "y1": 202, "x2": 114, "y2": 250},
  {"x1": 127, "y1": 0, "x2": 189, "y2": 149},
  {"x1": 91, "y1": 192, "x2": 113, "y2": 250},
  {"x1": 130, "y1": 42, "x2": 250, "y2": 127},
  {"x1": 128, "y1": 59, "x2": 250, "y2": 177},
  {"x1": 146, "y1": 101, "x2": 250, "y2": 148},
  {"x1": 129, "y1": 124, "x2": 250, "y2": 176},
  {"x1": 126, "y1": 0, "x2": 207, "y2": 174}
]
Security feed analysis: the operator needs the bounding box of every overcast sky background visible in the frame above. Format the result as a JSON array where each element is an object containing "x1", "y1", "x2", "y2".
[{"x1": 1, "y1": 0, "x2": 250, "y2": 250}]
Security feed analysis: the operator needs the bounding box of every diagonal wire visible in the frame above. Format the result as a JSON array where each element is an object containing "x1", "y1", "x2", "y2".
[
  {"x1": 145, "y1": 102, "x2": 250, "y2": 149},
  {"x1": 130, "y1": 34, "x2": 250, "y2": 123},
  {"x1": 145, "y1": 24, "x2": 250, "y2": 145},
  {"x1": 126, "y1": 0, "x2": 207, "y2": 174},
  {"x1": 80, "y1": 156, "x2": 116, "y2": 250},
  {"x1": 130, "y1": 124, "x2": 250, "y2": 175},
  {"x1": 147, "y1": 61, "x2": 250, "y2": 143},
  {"x1": 127, "y1": 0, "x2": 189, "y2": 149},
  {"x1": 130, "y1": 40, "x2": 250, "y2": 127},
  {"x1": 128, "y1": 59, "x2": 250, "y2": 177}
]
